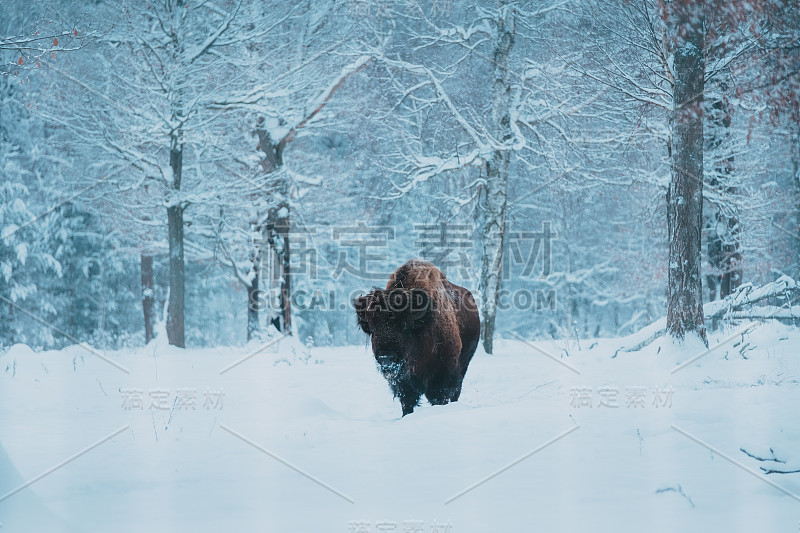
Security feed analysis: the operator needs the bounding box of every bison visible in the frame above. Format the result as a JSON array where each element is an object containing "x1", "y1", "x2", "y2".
[{"x1": 354, "y1": 259, "x2": 480, "y2": 416}]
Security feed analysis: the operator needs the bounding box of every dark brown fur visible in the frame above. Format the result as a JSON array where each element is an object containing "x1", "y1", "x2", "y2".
[{"x1": 354, "y1": 259, "x2": 480, "y2": 416}]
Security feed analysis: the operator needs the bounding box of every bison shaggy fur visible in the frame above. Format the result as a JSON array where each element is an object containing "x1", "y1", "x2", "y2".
[{"x1": 354, "y1": 259, "x2": 480, "y2": 416}]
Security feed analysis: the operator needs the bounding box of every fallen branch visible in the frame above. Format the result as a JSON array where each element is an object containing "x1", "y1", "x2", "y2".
[
  {"x1": 705, "y1": 276, "x2": 800, "y2": 321},
  {"x1": 610, "y1": 277, "x2": 799, "y2": 358},
  {"x1": 761, "y1": 467, "x2": 800, "y2": 475},
  {"x1": 717, "y1": 306, "x2": 800, "y2": 321},
  {"x1": 655, "y1": 485, "x2": 695, "y2": 507},
  {"x1": 741, "y1": 447, "x2": 800, "y2": 474},
  {"x1": 740, "y1": 447, "x2": 786, "y2": 463}
]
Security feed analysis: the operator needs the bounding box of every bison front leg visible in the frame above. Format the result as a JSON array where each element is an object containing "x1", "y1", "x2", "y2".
[
  {"x1": 424, "y1": 373, "x2": 464, "y2": 406},
  {"x1": 395, "y1": 378, "x2": 422, "y2": 416},
  {"x1": 448, "y1": 381, "x2": 463, "y2": 402}
]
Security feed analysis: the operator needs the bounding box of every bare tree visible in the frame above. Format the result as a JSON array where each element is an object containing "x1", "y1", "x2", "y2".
[
  {"x1": 664, "y1": 0, "x2": 707, "y2": 343},
  {"x1": 705, "y1": 71, "x2": 741, "y2": 304},
  {"x1": 140, "y1": 254, "x2": 156, "y2": 343},
  {"x1": 207, "y1": 2, "x2": 368, "y2": 339},
  {"x1": 37, "y1": 0, "x2": 271, "y2": 347},
  {"x1": 367, "y1": 1, "x2": 587, "y2": 353},
  {"x1": 0, "y1": 1, "x2": 87, "y2": 75},
  {"x1": 479, "y1": 0, "x2": 516, "y2": 354}
]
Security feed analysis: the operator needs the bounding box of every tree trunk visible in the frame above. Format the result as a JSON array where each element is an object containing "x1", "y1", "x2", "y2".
[
  {"x1": 246, "y1": 231, "x2": 264, "y2": 341},
  {"x1": 792, "y1": 122, "x2": 800, "y2": 281},
  {"x1": 666, "y1": 3, "x2": 707, "y2": 344},
  {"x1": 247, "y1": 266, "x2": 260, "y2": 341},
  {"x1": 706, "y1": 75, "x2": 741, "y2": 308},
  {"x1": 479, "y1": 1, "x2": 515, "y2": 354},
  {"x1": 166, "y1": 144, "x2": 185, "y2": 348},
  {"x1": 256, "y1": 117, "x2": 292, "y2": 335},
  {"x1": 267, "y1": 203, "x2": 291, "y2": 334},
  {"x1": 141, "y1": 253, "x2": 155, "y2": 344}
]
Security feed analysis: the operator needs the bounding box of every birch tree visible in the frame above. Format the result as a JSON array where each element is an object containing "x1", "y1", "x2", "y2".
[
  {"x1": 479, "y1": 0, "x2": 516, "y2": 354},
  {"x1": 367, "y1": 0, "x2": 587, "y2": 353}
]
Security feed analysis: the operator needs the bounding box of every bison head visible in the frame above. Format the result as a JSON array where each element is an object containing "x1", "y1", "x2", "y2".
[{"x1": 354, "y1": 288, "x2": 431, "y2": 370}]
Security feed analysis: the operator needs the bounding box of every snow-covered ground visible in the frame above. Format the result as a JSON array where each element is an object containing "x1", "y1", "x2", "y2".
[{"x1": 1, "y1": 321, "x2": 799, "y2": 532}]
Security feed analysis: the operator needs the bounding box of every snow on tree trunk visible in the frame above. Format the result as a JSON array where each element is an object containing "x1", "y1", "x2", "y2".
[
  {"x1": 246, "y1": 230, "x2": 264, "y2": 342},
  {"x1": 141, "y1": 253, "x2": 155, "y2": 344},
  {"x1": 267, "y1": 202, "x2": 291, "y2": 334},
  {"x1": 256, "y1": 118, "x2": 292, "y2": 336},
  {"x1": 166, "y1": 144, "x2": 185, "y2": 348},
  {"x1": 246, "y1": 265, "x2": 260, "y2": 341},
  {"x1": 793, "y1": 122, "x2": 800, "y2": 280},
  {"x1": 666, "y1": 3, "x2": 707, "y2": 344},
  {"x1": 706, "y1": 74, "x2": 741, "y2": 306},
  {"x1": 480, "y1": 1, "x2": 515, "y2": 355}
]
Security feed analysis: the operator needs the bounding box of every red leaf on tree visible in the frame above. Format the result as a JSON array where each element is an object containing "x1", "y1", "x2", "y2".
[
  {"x1": 52, "y1": 52, "x2": 56, "y2": 58},
  {"x1": 53, "y1": 37, "x2": 59, "y2": 46},
  {"x1": 74, "y1": 29, "x2": 78, "y2": 36},
  {"x1": 17, "y1": 57, "x2": 23, "y2": 65}
]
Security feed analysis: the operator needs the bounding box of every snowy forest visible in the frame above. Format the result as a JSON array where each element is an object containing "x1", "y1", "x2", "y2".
[
  {"x1": 1, "y1": 0, "x2": 796, "y2": 351},
  {"x1": 2, "y1": 1, "x2": 800, "y2": 531}
]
